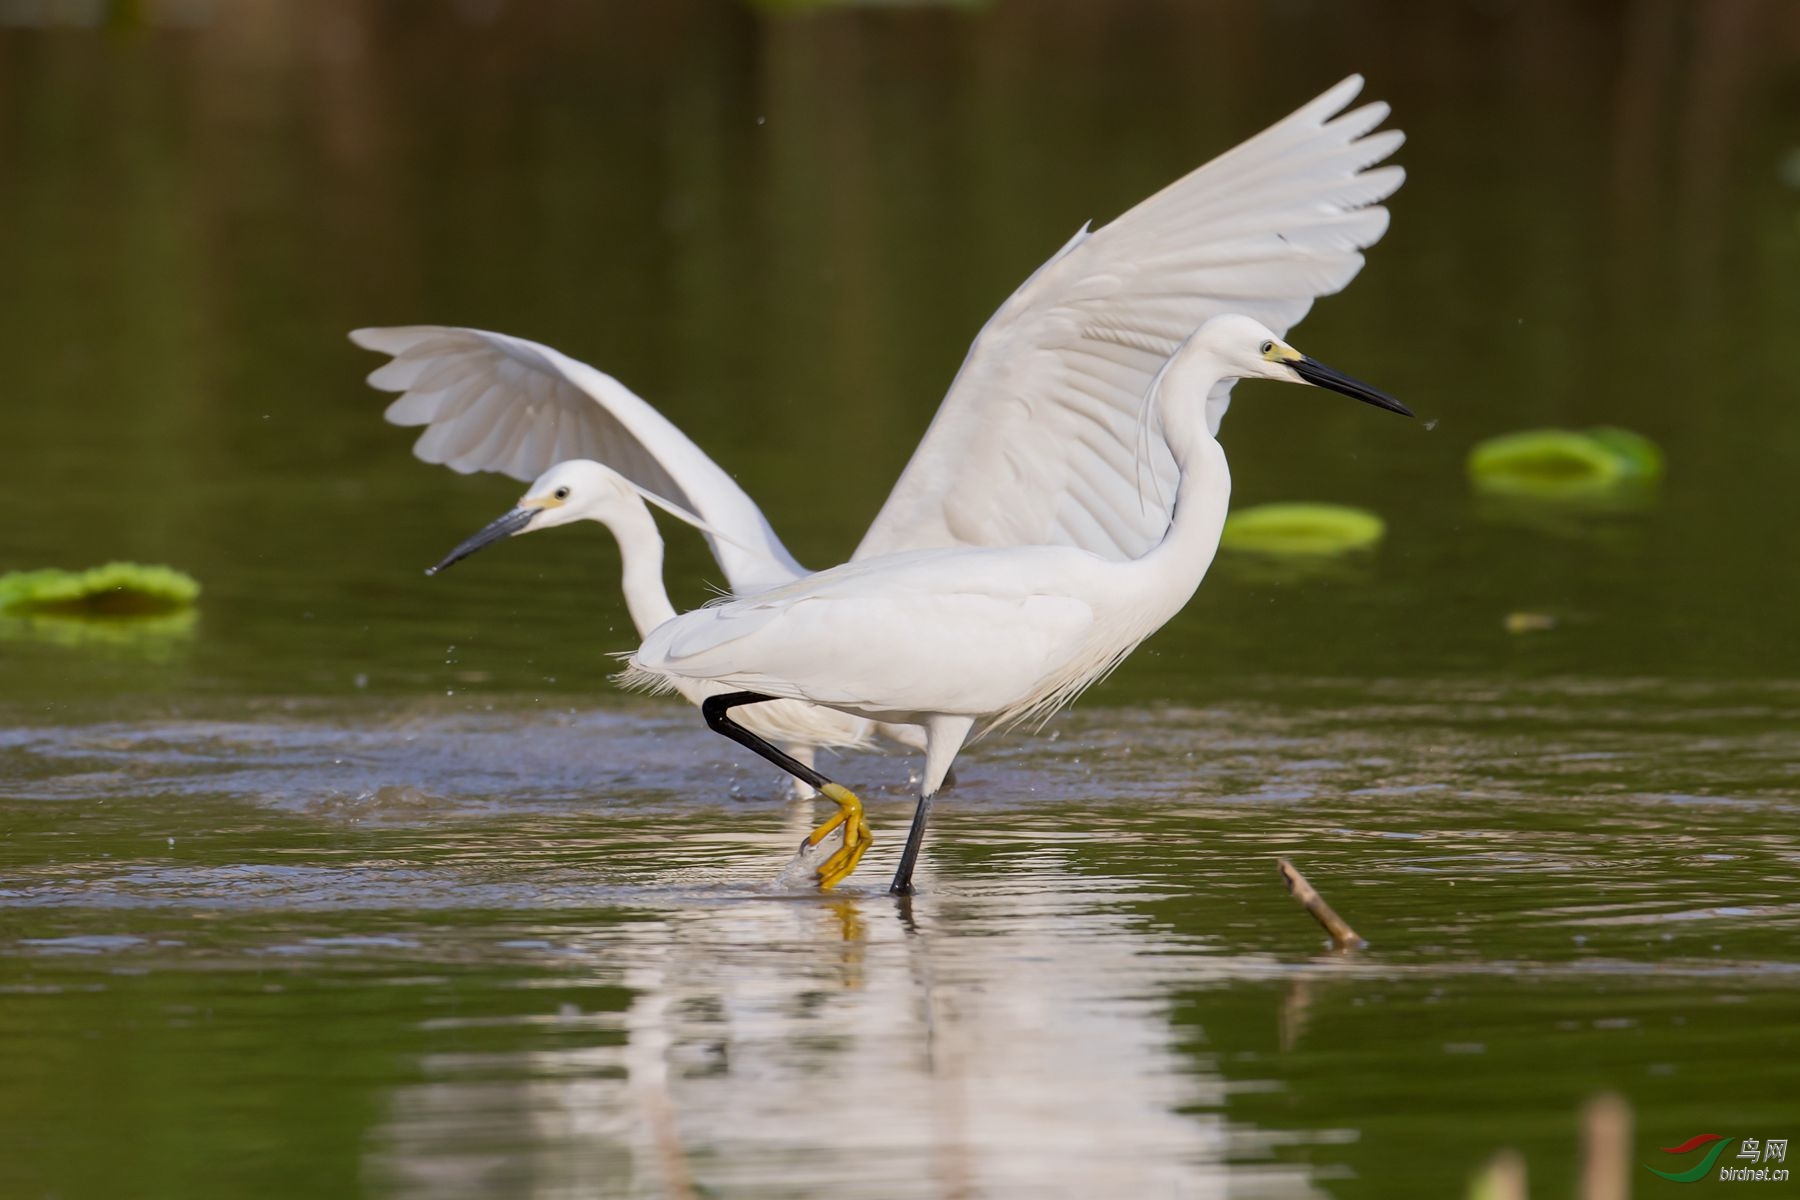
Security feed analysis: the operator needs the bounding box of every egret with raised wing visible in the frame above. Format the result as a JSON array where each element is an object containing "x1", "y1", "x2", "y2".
[
  {"x1": 355, "y1": 76, "x2": 1405, "y2": 887},
  {"x1": 623, "y1": 316, "x2": 1412, "y2": 892}
]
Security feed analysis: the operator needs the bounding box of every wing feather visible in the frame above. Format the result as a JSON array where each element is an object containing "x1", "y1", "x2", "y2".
[
  {"x1": 353, "y1": 325, "x2": 805, "y2": 594},
  {"x1": 854, "y1": 76, "x2": 1404, "y2": 563}
]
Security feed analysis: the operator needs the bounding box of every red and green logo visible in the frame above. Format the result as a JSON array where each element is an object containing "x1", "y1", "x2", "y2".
[{"x1": 1646, "y1": 1134, "x2": 1736, "y2": 1183}]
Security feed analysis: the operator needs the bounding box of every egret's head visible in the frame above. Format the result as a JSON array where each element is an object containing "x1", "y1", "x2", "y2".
[
  {"x1": 426, "y1": 459, "x2": 642, "y2": 575},
  {"x1": 1183, "y1": 314, "x2": 1412, "y2": 417},
  {"x1": 514, "y1": 460, "x2": 643, "y2": 531}
]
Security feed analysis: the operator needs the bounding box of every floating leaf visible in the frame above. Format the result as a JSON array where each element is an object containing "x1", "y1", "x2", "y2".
[
  {"x1": 1467, "y1": 429, "x2": 1626, "y2": 496},
  {"x1": 1583, "y1": 426, "x2": 1664, "y2": 480},
  {"x1": 1468, "y1": 426, "x2": 1663, "y2": 503},
  {"x1": 1220, "y1": 503, "x2": 1385, "y2": 556},
  {"x1": 0, "y1": 562, "x2": 200, "y2": 617}
]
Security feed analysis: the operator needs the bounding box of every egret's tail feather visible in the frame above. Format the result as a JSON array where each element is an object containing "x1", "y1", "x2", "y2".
[
  {"x1": 980, "y1": 637, "x2": 1148, "y2": 741},
  {"x1": 613, "y1": 660, "x2": 680, "y2": 696}
]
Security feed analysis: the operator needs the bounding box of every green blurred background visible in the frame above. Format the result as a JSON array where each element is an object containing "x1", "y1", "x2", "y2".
[
  {"x1": 2, "y1": 0, "x2": 1798, "y2": 703},
  {"x1": 2, "y1": 4, "x2": 1798, "y2": 1199}
]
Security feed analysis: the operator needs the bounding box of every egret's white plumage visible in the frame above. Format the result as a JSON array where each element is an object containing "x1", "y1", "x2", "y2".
[
  {"x1": 855, "y1": 76, "x2": 1403, "y2": 562},
  {"x1": 425, "y1": 459, "x2": 928, "y2": 772},
  {"x1": 623, "y1": 315, "x2": 1412, "y2": 890},
  {"x1": 351, "y1": 327, "x2": 803, "y2": 595},
  {"x1": 356, "y1": 78, "x2": 1407, "y2": 877},
  {"x1": 355, "y1": 76, "x2": 1403, "y2": 581}
]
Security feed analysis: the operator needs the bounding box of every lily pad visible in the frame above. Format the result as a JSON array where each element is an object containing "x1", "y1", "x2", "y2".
[
  {"x1": 1220, "y1": 503, "x2": 1386, "y2": 556},
  {"x1": 1468, "y1": 427, "x2": 1663, "y2": 498},
  {"x1": 1583, "y1": 426, "x2": 1664, "y2": 480},
  {"x1": 0, "y1": 562, "x2": 200, "y2": 617}
]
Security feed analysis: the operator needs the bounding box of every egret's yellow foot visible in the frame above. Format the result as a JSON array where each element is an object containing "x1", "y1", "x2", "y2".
[{"x1": 808, "y1": 782, "x2": 873, "y2": 890}]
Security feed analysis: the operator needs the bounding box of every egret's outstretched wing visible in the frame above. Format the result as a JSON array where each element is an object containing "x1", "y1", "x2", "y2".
[
  {"x1": 854, "y1": 75, "x2": 1403, "y2": 563},
  {"x1": 352, "y1": 326, "x2": 805, "y2": 595}
]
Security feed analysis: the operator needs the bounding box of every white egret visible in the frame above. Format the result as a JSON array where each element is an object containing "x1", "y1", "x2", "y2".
[
  {"x1": 355, "y1": 76, "x2": 1404, "y2": 884},
  {"x1": 424, "y1": 459, "x2": 928, "y2": 784},
  {"x1": 624, "y1": 315, "x2": 1412, "y2": 891}
]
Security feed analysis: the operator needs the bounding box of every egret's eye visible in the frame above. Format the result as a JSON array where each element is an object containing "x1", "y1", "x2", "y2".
[
  {"x1": 554, "y1": 486, "x2": 571, "y2": 500},
  {"x1": 1259, "y1": 340, "x2": 1275, "y2": 356}
]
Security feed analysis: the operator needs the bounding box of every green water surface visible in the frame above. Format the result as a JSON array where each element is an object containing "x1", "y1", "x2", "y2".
[{"x1": 2, "y1": 3, "x2": 1798, "y2": 1197}]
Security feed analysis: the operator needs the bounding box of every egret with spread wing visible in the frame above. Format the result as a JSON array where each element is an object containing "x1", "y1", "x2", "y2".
[
  {"x1": 357, "y1": 77, "x2": 1399, "y2": 569},
  {"x1": 355, "y1": 77, "x2": 1405, "y2": 886},
  {"x1": 623, "y1": 317, "x2": 1412, "y2": 891}
]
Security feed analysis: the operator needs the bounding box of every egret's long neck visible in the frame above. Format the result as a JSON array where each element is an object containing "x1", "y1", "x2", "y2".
[
  {"x1": 1130, "y1": 351, "x2": 1233, "y2": 604},
  {"x1": 606, "y1": 499, "x2": 679, "y2": 637}
]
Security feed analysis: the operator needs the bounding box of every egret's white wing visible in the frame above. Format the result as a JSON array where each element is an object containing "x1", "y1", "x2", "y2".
[
  {"x1": 854, "y1": 75, "x2": 1403, "y2": 563},
  {"x1": 352, "y1": 325, "x2": 804, "y2": 595}
]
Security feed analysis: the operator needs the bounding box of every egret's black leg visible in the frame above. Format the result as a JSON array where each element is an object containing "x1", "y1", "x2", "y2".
[
  {"x1": 885, "y1": 715, "x2": 973, "y2": 896},
  {"x1": 701, "y1": 692, "x2": 873, "y2": 889},
  {"x1": 702, "y1": 692, "x2": 828, "y2": 789},
  {"x1": 889, "y1": 791, "x2": 934, "y2": 896}
]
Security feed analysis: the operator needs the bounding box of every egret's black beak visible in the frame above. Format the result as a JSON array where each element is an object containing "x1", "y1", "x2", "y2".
[
  {"x1": 1291, "y1": 356, "x2": 1413, "y2": 418},
  {"x1": 427, "y1": 507, "x2": 537, "y2": 575}
]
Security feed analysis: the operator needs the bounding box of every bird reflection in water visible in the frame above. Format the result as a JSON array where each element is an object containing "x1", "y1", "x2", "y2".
[{"x1": 363, "y1": 870, "x2": 1324, "y2": 1199}]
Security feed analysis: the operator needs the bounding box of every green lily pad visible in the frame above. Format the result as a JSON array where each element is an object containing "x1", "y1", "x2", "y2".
[
  {"x1": 0, "y1": 562, "x2": 200, "y2": 617},
  {"x1": 1583, "y1": 426, "x2": 1665, "y2": 480},
  {"x1": 1221, "y1": 503, "x2": 1386, "y2": 556},
  {"x1": 1468, "y1": 428, "x2": 1663, "y2": 498},
  {"x1": 1468, "y1": 429, "x2": 1623, "y2": 493}
]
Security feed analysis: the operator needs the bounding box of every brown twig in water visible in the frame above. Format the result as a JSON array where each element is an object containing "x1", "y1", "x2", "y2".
[{"x1": 1276, "y1": 858, "x2": 1367, "y2": 952}]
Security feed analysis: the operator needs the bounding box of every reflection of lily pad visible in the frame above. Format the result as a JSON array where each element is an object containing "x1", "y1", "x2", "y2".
[
  {"x1": 0, "y1": 563, "x2": 200, "y2": 617},
  {"x1": 1468, "y1": 428, "x2": 1662, "y2": 499},
  {"x1": 1473, "y1": 491, "x2": 1652, "y2": 541},
  {"x1": 0, "y1": 609, "x2": 198, "y2": 655},
  {"x1": 1220, "y1": 504, "x2": 1385, "y2": 556}
]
